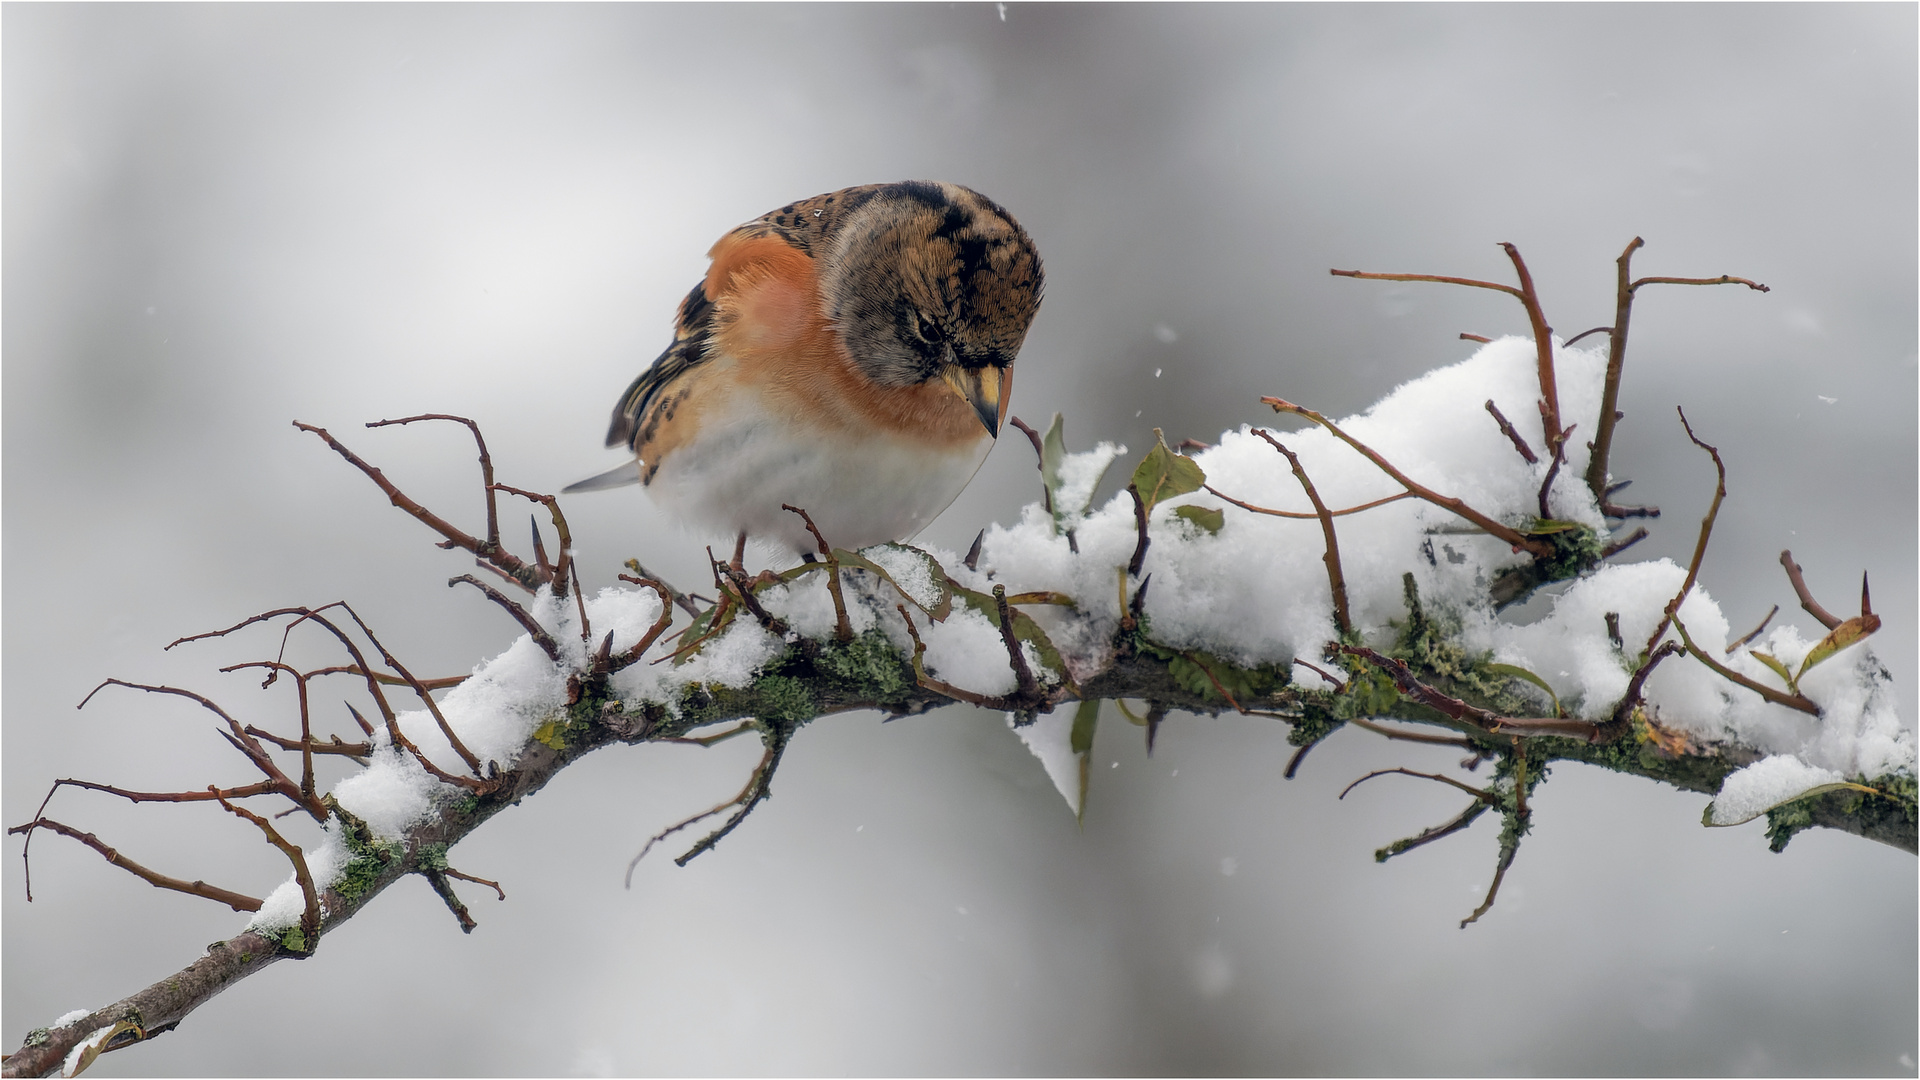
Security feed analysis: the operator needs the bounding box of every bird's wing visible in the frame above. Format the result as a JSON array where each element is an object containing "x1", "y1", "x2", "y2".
[
  {"x1": 602, "y1": 184, "x2": 895, "y2": 453},
  {"x1": 604, "y1": 280, "x2": 717, "y2": 450}
]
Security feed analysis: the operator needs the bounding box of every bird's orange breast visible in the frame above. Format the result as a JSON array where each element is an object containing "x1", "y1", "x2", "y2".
[{"x1": 702, "y1": 233, "x2": 990, "y2": 450}]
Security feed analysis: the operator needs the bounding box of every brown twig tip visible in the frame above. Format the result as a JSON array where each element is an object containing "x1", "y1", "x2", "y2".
[
  {"x1": 1008, "y1": 415, "x2": 1045, "y2": 462},
  {"x1": 1562, "y1": 326, "x2": 1613, "y2": 348},
  {"x1": 1460, "y1": 333, "x2": 1493, "y2": 344},
  {"x1": 1126, "y1": 484, "x2": 1150, "y2": 576},
  {"x1": 1779, "y1": 550, "x2": 1843, "y2": 630},
  {"x1": 781, "y1": 505, "x2": 852, "y2": 642},
  {"x1": 993, "y1": 585, "x2": 1042, "y2": 701},
  {"x1": 1485, "y1": 400, "x2": 1539, "y2": 464},
  {"x1": 1727, "y1": 604, "x2": 1780, "y2": 654}
]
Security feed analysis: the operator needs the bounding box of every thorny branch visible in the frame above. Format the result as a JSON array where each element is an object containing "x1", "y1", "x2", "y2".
[{"x1": 6, "y1": 242, "x2": 1899, "y2": 1076}]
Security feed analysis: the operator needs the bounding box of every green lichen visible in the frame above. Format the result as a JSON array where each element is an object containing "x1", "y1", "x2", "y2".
[
  {"x1": 811, "y1": 628, "x2": 914, "y2": 705},
  {"x1": 752, "y1": 675, "x2": 817, "y2": 727},
  {"x1": 277, "y1": 926, "x2": 309, "y2": 953},
  {"x1": 330, "y1": 809, "x2": 403, "y2": 905},
  {"x1": 24, "y1": 1028, "x2": 49, "y2": 1047},
  {"x1": 417, "y1": 843, "x2": 450, "y2": 872},
  {"x1": 1764, "y1": 800, "x2": 1816, "y2": 853}
]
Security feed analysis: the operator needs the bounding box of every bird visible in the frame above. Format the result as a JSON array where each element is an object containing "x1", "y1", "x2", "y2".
[{"x1": 565, "y1": 181, "x2": 1044, "y2": 559}]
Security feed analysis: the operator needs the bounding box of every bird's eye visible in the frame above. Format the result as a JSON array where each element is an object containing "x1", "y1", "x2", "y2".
[{"x1": 912, "y1": 311, "x2": 944, "y2": 345}]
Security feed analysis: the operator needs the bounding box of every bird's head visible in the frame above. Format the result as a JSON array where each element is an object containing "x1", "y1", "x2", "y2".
[{"x1": 819, "y1": 181, "x2": 1043, "y2": 438}]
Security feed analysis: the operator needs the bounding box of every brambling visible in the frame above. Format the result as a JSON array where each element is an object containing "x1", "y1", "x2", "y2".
[{"x1": 567, "y1": 181, "x2": 1044, "y2": 556}]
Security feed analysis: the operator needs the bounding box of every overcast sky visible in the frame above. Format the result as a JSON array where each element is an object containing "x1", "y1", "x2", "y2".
[{"x1": 5, "y1": 5, "x2": 1915, "y2": 1076}]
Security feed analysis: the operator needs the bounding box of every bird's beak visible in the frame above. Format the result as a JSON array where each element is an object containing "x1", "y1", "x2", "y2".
[{"x1": 941, "y1": 364, "x2": 1010, "y2": 438}]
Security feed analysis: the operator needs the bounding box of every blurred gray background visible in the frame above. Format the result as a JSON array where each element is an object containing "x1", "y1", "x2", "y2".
[{"x1": 5, "y1": 4, "x2": 1915, "y2": 1076}]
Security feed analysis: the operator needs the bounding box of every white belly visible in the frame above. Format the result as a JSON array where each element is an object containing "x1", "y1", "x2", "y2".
[{"x1": 645, "y1": 390, "x2": 993, "y2": 554}]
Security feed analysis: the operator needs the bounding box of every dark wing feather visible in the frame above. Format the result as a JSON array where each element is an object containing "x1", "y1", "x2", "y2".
[
  {"x1": 605, "y1": 281, "x2": 715, "y2": 449},
  {"x1": 605, "y1": 185, "x2": 892, "y2": 450}
]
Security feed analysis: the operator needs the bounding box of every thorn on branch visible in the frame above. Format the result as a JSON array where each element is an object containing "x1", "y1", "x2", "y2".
[
  {"x1": 1562, "y1": 326, "x2": 1613, "y2": 348},
  {"x1": 963, "y1": 529, "x2": 985, "y2": 572}
]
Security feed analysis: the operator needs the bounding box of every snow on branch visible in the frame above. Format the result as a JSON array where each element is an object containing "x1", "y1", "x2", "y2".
[{"x1": 5, "y1": 240, "x2": 1911, "y2": 1078}]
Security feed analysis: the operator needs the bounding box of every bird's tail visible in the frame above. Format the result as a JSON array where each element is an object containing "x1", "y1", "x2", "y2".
[{"x1": 561, "y1": 460, "x2": 643, "y2": 494}]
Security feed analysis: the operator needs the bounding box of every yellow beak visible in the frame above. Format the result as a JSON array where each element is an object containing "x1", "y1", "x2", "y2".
[{"x1": 941, "y1": 364, "x2": 1010, "y2": 438}]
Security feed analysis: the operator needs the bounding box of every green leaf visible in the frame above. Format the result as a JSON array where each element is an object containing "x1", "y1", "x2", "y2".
[
  {"x1": 1795, "y1": 614, "x2": 1881, "y2": 682},
  {"x1": 1114, "y1": 698, "x2": 1150, "y2": 727},
  {"x1": 1750, "y1": 650, "x2": 1796, "y2": 691},
  {"x1": 1070, "y1": 698, "x2": 1100, "y2": 755},
  {"x1": 1173, "y1": 504, "x2": 1225, "y2": 535},
  {"x1": 1704, "y1": 781, "x2": 1881, "y2": 827},
  {"x1": 1484, "y1": 662, "x2": 1562, "y2": 718},
  {"x1": 1040, "y1": 412, "x2": 1068, "y2": 533},
  {"x1": 1129, "y1": 428, "x2": 1206, "y2": 513},
  {"x1": 837, "y1": 543, "x2": 954, "y2": 621}
]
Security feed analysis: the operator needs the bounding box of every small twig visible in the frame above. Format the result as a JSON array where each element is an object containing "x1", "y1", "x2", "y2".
[
  {"x1": 1601, "y1": 527, "x2": 1649, "y2": 559},
  {"x1": 1283, "y1": 743, "x2": 1314, "y2": 779},
  {"x1": 1606, "y1": 641, "x2": 1683, "y2": 733},
  {"x1": 1176, "y1": 438, "x2": 1212, "y2": 452},
  {"x1": 296, "y1": 421, "x2": 540, "y2": 591},
  {"x1": 1203, "y1": 484, "x2": 1413, "y2": 520},
  {"x1": 1253, "y1": 429, "x2": 1350, "y2": 635},
  {"x1": 1459, "y1": 332, "x2": 1493, "y2": 343},
  {"x1": 1459, "y1": 835, "x2": 1518, "y2": 929},
  {"x1": 1348, "y1": 717, "x2": 1475, "y2": 748},
  {"x1": 1605, "y1": 612, "x2": 1623, "y2": 649},
  {"x1": 1630, "y1": 274, "x2": 1770, "y2": 293},
  {"x1": 1562, "y1": 326, "x2": 1612, "y2": 348},
  {"x1": 658, "y1": 722, "x2": 757, "y2": 747},
  {"x1": 450, "y1": 575, "x2": 561, "y2": 661},
  {"x1": 608, "y1": 578, "x2": 677, "y2": 671},
  {"x1": 1291, "y1": 658, "x2": 1347, "y2": 692},
  {"x1": 896, "y1": 605, "x2": 1001, "y2": 708},
  {"x1": 1727, "y1": 605, "x2": 1780, "y2": 654},
  {"x1": 1180, "y1": 649, "x2": 1245, "y2": 714},
  {"x1": 77, "y1": 679, "x2": 320, "y2": 820},
  {"x1": 1339, "y1": 767, "x2": 1496, "y2": 802},
  {"x1": 244, "y1": 728, "x2": 372, "y2": 758},
  {"x1": 993, "y1": 585, "x2": 1042, "y2": 703},
  {"x1": 7, "y1": 816, "x2": 264, "y2": 911},
  {"x1": 783, "y1": 505, "x2": 852, "y2": 642},
  {"x1": 1779, "y1": 550, "x2": 1843, "y2": 630},
  {"x1": 367, "y1": 413, "x2": 502, "y2": 554},
  {"x1": 626, "y1": 559, "x2": 702, "y2": 618},
  {"x1": 212, "y1": 791, "x2": 319, "y2": 947},
  {"x1": 1639, "y1": 407, "x2": 1726, "y2": 662},
  {"x1": 421, "y1": 869, "x2": 476, "y2": 933},
  {"x1": 1374, "y1": 800, "x2": 1493, "y2": 863},
  {"x1": 1484, "y1": 400, "x2": 1538, "y2": 464},
  {"x1": 443, "y1": 867, "x2": 505, "y2": 901},
  {"x1": 1337, "y1": 646, "x2": 1601, "y2": 741},
  {"x1": 1127, "y1": 484, "x2": 1150, "y2": 576},
  {"x1": 1262, "y1": 399, "x2": 1553, "y2": 557},
  {"x1": 712, "y1": 552, "x2": 790, "y2": 638},
  {"x1": 338, "y1": 606, "x2": 486, "y2": 779},
  {"x1": 1498, "y1": 242, "x2": 1562, "y2": 446},
  {"x1": 1008, "y1": 416, "x2": 1054, "y2": 520},
  {"x1": 1536, "y1": 422, "x2": 1575, "y2": 519},
  {"x1": 1671, "y1": 614, "x2": 1820, "y2": 715}
]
